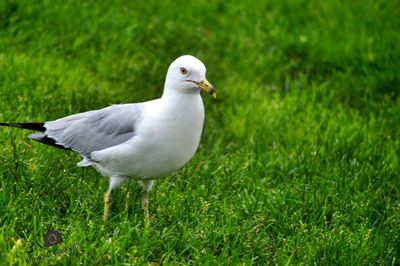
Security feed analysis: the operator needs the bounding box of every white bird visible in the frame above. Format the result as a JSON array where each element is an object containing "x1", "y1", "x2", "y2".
[{"x1": 0, "y1": 55, "x2": 216, "y2": 223}]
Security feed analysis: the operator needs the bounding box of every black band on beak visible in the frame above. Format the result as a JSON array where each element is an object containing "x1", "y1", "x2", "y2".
[{"x1": 209, "y1": 86, "x2": 215, "y2": 96}]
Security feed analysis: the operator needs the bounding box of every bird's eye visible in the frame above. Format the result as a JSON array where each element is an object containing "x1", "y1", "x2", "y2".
[{"x1": 180, "y1": 67, "x2": 188, "y2": 75}]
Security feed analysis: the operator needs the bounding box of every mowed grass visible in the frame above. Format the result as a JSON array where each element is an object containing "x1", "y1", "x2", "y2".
[{"x1": 0, "y1": 0, "x2": 399, "y2": 264}]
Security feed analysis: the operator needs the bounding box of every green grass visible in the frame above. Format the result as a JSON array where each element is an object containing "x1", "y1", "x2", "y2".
[{"x1": 0, "y1": 0, "x2": 399, "y2": 264}]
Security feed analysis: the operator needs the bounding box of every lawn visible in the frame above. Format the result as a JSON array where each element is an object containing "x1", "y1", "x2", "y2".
[{"x1": 0, "y1": 0, "x2": 399, "y2": 265}]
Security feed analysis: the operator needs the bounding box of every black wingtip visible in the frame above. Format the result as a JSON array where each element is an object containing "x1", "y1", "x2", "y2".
[
  {"x1": 0, "y1": 122, "x2": 46, "y2": 132},
  {"x1": 0, "y1": 122, "x2": 70, "y2": 151},
  {"x1": 28, "y1": 133, "x2": 71, "y2": 151}
]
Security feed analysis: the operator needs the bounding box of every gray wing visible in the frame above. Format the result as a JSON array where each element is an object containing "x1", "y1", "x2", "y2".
[{"x1": 40, "y1": 104, "x2": 143, "y2": 158}]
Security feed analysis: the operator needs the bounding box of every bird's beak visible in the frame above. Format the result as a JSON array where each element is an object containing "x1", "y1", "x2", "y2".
[{"x1": 195, "y1": 79, "x2": 216, "y2": 98}]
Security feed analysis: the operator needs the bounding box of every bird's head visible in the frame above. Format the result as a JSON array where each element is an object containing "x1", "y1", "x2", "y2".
[{"x1": 164, "y1": 55, "x2": 216, "y2": 98}]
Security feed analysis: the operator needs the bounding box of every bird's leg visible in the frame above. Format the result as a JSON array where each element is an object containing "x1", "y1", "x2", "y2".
[
  {"x1": 139, "y1": 180, "x2": 154, "y2": 225},
  {"x1": 142, "y1": 190, "x2": 150, "y2": 225},
  {"x1": 103, "y1": 189, "x2": 112, "y2": 220},
  {"x1": 103, "y1": 176, "x2": 127, "y2": 220}
]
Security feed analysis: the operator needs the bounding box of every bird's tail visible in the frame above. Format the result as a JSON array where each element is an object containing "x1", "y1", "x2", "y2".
[{"x1": 0, "y1": 122, "x2": 46, "y2": 132}]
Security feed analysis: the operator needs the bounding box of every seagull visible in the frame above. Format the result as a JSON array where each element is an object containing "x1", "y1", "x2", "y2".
[{"x1": 0, "y1": 55, "x2": 216, "y2": 223}]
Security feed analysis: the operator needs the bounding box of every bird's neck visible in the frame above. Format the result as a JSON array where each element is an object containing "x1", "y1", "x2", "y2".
[
  {"x1": 161, "y1": 82, "x2": 202, "y2": 99},
  {"x1": 160, "y1": 89, "x2": 204, "y2": 114},
  {"x1": 161, "y1": 85, "x2": 201, "y2": 99}
]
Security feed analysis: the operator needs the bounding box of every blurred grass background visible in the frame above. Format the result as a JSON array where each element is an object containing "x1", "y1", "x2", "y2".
[{"x1": 0, "y1": 0, "x2": 399, "y2": 264}]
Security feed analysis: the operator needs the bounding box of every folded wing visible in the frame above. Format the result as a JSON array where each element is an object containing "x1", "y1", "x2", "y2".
[{"x1": 31, "y1": 104, "x2": 143, "y2": 158}]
